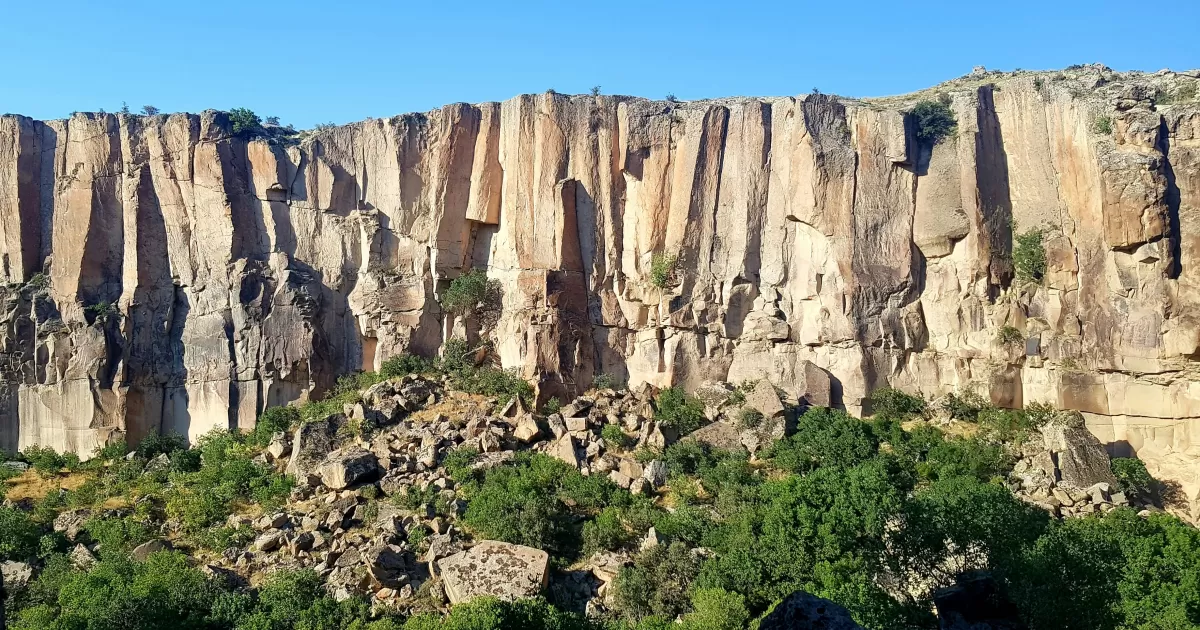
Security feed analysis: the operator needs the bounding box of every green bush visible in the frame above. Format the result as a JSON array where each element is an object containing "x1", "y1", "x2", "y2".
[
  {"x1": 919, "y1": 435, "x2": 1012, "y2": 482},
  {"x1": 23, "y1": 445, "x2": 68, "y2": 476},
  {"x1": 614, "y1": 542, "x2": 702, "y2": 622},
  {"x1": 251, "y1": 405, "x2": 300, "y2": 446},
  {"x1": 442, "y1": 446, "x2": 480, "y2": 484},
  {"x1": 582, "y1": 506, "x2": 634, "y2": 556},
  {"x1": 769, "y1": 407, "x2": 879, "y2": 472},
  {"x1": 869, "y1": 387, "x2": 927, "y2": 420},
  {"x1": 379, "y1": 353, "x2": 432, "y2": 378},
  {"x1": 403, "y1": 597, "x2": 597, "y2": 630},
  {"x1": 1111, "y1": 457, "x2": 1155, "y2": 498},
  {"x1": 461, "y1": 454, "x2": 624, "y2": 558},
  {"x1": 164, "y1": 430, "x2": 294, "y2": 532},
  {"x1": 910, "y1": 99, "x2": 957, "y2": 145},
  {"x1": 0, "y1": 506, "x2": 42, "y2": 560},
  {"x1": 1093, "y1": 115, "x2": 1113, "y2": 135},
  {"x1": 996, "y1": 325, "x2": 1025, "y2": 346},
  {"x1": 601, "y1": 423, "x2": 630, "y2": 448},
  {"x1": 649, "y1": 252, "x2": 678, "y2": 289},
  {"x1": 442, "y1": 269, "x2": 498, "y2": 315},
  {"x1": 229, "y1": 107, "x2": 262, "y2": 137},
  {"x1": 83, "y1": 300, "x2": 120, "y2": 324},
  {"x1": 135, "y1": 432, "x2": 188, "y2": 460},
  {"x1": 592, "y1": 373, "x2": 620, "y2": 390},
  {"x1": 736, "y1": 407, "x2": 764, "y2": 430},
  {"x1": 1013, "y1": 226, "x2": 1047, "y2": 284},
  {"x1": 680, "y1": 588, "x2": 750, "y2": 630},
  {"x1": 655, "y1": 388, "x2": 707, "y2": 435},
  {"x1": 940, "y1": 388, "x2": 991, "y2": 423}
]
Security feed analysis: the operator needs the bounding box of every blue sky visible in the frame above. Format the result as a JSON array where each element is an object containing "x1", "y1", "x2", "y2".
[{"x1": 3, "y1": 0, "x2": 1197, "y2": 128}]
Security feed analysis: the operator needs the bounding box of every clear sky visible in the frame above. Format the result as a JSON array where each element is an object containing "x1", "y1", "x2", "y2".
[{"x1": 3, "y1": 0, "x2": 1197, "y2": 129}]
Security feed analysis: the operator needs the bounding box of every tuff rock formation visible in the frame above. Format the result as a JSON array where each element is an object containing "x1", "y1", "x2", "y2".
[{"x1": 2, "y1": 65, "x2": 1200, "y2": 507}]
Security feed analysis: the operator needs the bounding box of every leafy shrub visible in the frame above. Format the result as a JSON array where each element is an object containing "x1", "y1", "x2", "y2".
[
  {"x1": 649, "y1": 252, "x2": 678, "y2": 289},
  {"x1": 680, "y1": 588, "x2": 750, "y2": 630},
  {"x1": 403, "y1": 596, "x2": 596, "y2": 630},
  {"x1": 592, "y1": 373, "x2": 619, "y2": 390},
  {"x1": 452, "y1": 365, "x2": 534, "y2": 407},
  {"x1": 1093, "y1": 115, "x2": 1113, "y2": 135},
  {"x1": 0, "y1": 506, "x2": 42, "y2": 560},
  {"x1": 919, "y1": 435, "x2": 1012, "y2": 482},
  {"x1": 978, "y1": 407, "x2": 1045, "y2": 443},
  {"x1": 614, "y1": 542, "x2": 702, "y2": 621},
  {"x1": 164, "y1": 430, "x2": 293, "y2": 532},
  {"x1": 910, "y1": 99, "x2": 957, "y2": 145},
  {"x1": 769, "y1": 407, "x2": 879, "y2": 472},
  {"x1": 251, "y1": 405, "x2": 300, "y2": 446},
  {"x1": 442, "y1": 446, "x2": 480, "y2": 484},
  {"x1": 23, "y1": 445, "x2": 68, "y2": 476},
  {"x1": 869, "y1": 387, "x2": 927, "y2": 419},
  {"x1": 135, "y1": 432, "x2": 188, "y2": 460},
  {"x1": 140, "y1": 105, "x2": 159, "y2": 116},
  {"x1": 228, "y1": 107, "x2": 262, "y2": 137},
  {"x1": 736, "y1": 408, "x2": 764, "y2": 430},
  {"x1": 940, "y1": 388, "x2": 991, "y2": 422},
  {"x1": 655, "y1": 388, "x2": 707, "y2": 435},
  {"x1": 1013, "y1": 226, "x2": 1047, "y2": 283},
  {"x1": 1111, "y1": 457, "x2": 1155, "y2": 498},
  {"x1": 83, "y1": 300, "x2": 120, "y2": 324},
  {"x1": 543, "y1": 397, "x2": 562, "y2": 414},
  {"x1": 461, "y1": 454, "x2": 624, "y2": 558},
  {"x1": 996, "y1": 325, "x2": 1025, "y2": 346},
  {"x1": 441, "y1": 269, "x2": 498, "y2": 315},
  {"x1": 379, "y1": 353, "x2": 432, "y2": 378},
  {"x1": 601, "y1": 423, "x2": 630, "y2": 449},
  {"x1": 582, "y1": 507, "x2": 633, "y2": 555},
  {"x1": 25, "y1": 272, "x2": 49, "y2": 290}
]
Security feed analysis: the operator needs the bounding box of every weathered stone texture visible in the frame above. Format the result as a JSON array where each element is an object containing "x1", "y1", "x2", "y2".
[{"x1": 2, "y1": 66, "x2": 1200, "y2": 514}]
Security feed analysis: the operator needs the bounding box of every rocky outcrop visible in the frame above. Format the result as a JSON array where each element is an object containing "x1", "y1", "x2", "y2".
[{"x1": 3, "y1": 66, "x2": 1200, "y2": 511}]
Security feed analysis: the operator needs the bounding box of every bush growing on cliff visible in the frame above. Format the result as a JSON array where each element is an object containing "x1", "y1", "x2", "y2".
[
  {"x1": 228, "y1": 107, "x2": 262, "y2": 137},
  {"x1": 1092, "y1": 114, "x2": 1113, "y2": 135},
  {"x1": 996, "y1": 325, "x2": 1025, "y2": 346},
  {"x1": 649, "y1": 252, "x2": 678, "y2": 289},
  {"x1": 910, "y1": 98, "x2": 957, "y2": 145},
  {"x1": 441, "y1": 269, "x2": 499, "y2": 315},
  {"x1": 1012, "y1": 225, "x2": 1047, "y2": 284}
]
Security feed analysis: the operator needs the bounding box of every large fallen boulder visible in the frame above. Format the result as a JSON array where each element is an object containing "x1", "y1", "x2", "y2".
[
  {"x1": 286, "y1": 415, "x2": 344, "y2": 480},
  {"x1": 1040, "y1": 418, "x2": 1118, "y2": 489},
  {"x1": 436, "y1": 540, "x2": 550, "y2": 605},
  {"x1": 758, "y1": 590, "x2": 865, "y2": 630},
  {"x1": 318, "y1": 448, "x2": 379, "y2": 489}
]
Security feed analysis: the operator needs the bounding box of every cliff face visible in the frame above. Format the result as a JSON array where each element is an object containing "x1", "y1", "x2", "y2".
[{"x1": 2, "y1": 65, "x2": 1199, "y2": 505}]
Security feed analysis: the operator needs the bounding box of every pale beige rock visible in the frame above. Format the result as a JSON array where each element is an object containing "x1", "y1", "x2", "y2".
[
  {"x1": 1, "y1": 68, "x2": 1200, "y2": 515},
  {"x1": 437, "y1": 540, "x2": 550, "y2": 604}
]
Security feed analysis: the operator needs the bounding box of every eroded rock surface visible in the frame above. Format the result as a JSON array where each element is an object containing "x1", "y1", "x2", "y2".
[
  {"x1": 3, "y1": 66, "x2": 1200, "y2": 512},
  {"x1": 436, "y1": 540, "x2": 550, "y2": 605}
]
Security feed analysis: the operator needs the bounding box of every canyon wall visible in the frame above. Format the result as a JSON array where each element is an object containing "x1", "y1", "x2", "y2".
[{"x1": 2, "y1": 65, "x2": 1199, "y2": 510}]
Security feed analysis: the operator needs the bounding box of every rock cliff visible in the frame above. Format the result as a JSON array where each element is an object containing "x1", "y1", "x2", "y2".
[{"x1": 2, "y1": 65, "x2": 1199, "y2": 503}]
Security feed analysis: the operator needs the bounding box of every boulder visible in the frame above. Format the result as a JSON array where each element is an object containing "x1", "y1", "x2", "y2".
[
  {"x1": 437, "y1": 541, "x2": 550, "y2": 604},
  {"x1": 758, "y1": 590, "x2": 865, "y2": 630},
  {"x1": 287, "y1": 416, "x2": 343, "y2": 480},
  {"x1": 744, "y1": 379, "x2": 785, "y2": 418},
  {"x1": 53, "y1": 509, "x2": 91, "y2": 542},
  {"x1": 514, "y1": 414, "x2": 541, "y2": 443},
  {"x1": 318, "y1": 448, "x2": 380, "y2": 489},
  {"x1": 685, "y1": 421, "x2": 744, "y2": 452},
  {"x1": 131, "y1": 539, "x2": 171, "y2": 562},
  {"x1": 1, "y1": 560, "x2": 33, "y2": 590},
  {"x1": 642, "y1": 460, "x2": 668, "y2": 489},
  {"x1": 70, "y1": 544, "x2": 97, "y2": 570},
  {"x1": 1041, "y1": 423, "x2": 1119, "y2": 489},
  {"x1": 550, "y1": 435, "x2": 578, "y2": 468}
]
